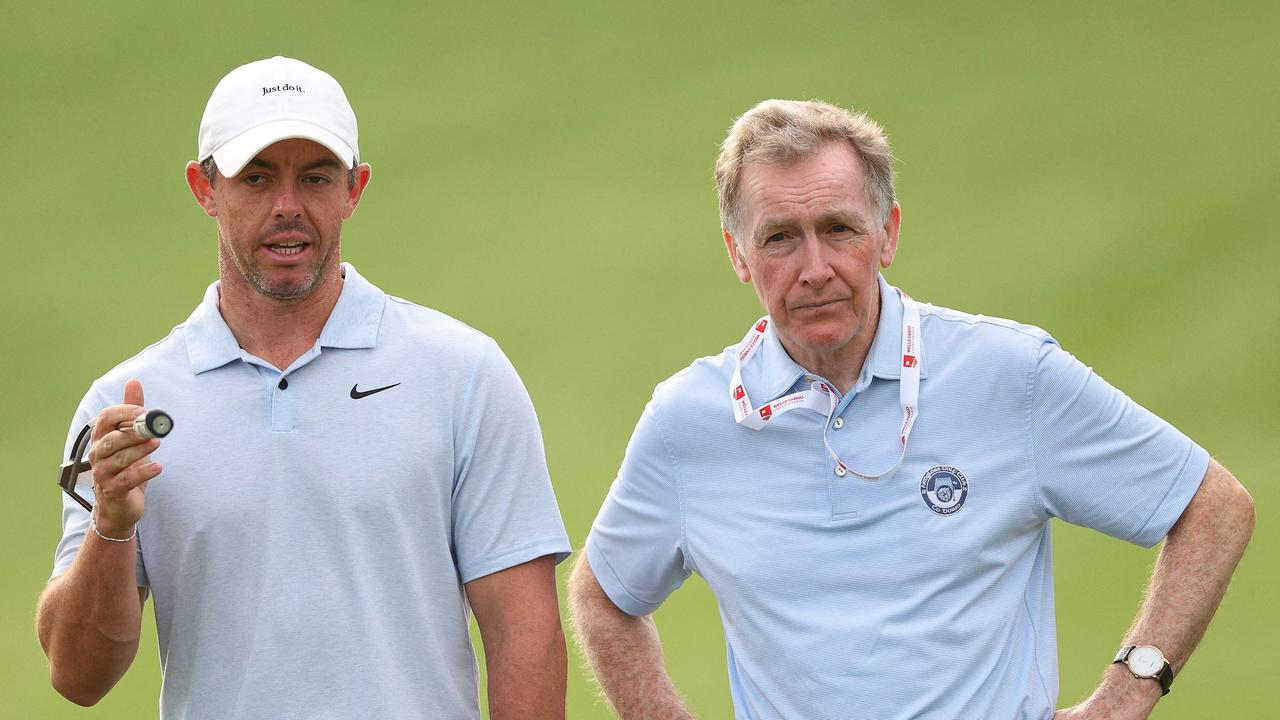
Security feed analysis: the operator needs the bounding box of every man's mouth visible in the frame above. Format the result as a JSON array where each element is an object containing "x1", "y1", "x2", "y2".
[
  {"x1": 261, "y1": 223, "x2": 315, "y2": 256},
  {"x1": 794, "y1": 298, "x2": 846, "y2": 311},
  {"x1": 265, "y1": 241, "x2": 308, "y2": 255}
]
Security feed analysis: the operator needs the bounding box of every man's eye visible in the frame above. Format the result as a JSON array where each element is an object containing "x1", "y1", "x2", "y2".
[
  {"x1": 304, "y1": 175, "x2": 332, "y2": 185},
  {"x1": 765, "y1": 233, "x2": 786, "y2": 244},
  {"x1": 831, "y1": 224, "x2": 849, "y2": 233},
  {"x1": 243, "y1": 174, "x2": 266, "y2": 185}
]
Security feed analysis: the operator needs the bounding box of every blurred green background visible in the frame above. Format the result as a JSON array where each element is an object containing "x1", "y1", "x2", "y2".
[{"x1": 3, "y1": 1, "x2": 1275, "y2": 717}]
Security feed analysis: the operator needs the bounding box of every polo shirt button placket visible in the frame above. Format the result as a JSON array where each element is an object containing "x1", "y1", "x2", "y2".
[
  {"x1": 270, "y1": 371, "x2": 295, "y2": 432},
  {"x1": 834, "y1": 416, "x2": 844, "y2": 429}
]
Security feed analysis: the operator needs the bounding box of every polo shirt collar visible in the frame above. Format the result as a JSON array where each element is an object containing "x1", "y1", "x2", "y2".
[
  {"x1": 753, "y1": 322, "x2": 810, "y2": 402},
  {"x1": 183, "y1": 284, "x2": 239, "y2": 375},
  {"x1": 318, "y1": 263, "x2": 385, "y2": 350},
  {"x1": 184, "y1": 262, "x2": 385, "y2": 375},
  {"x1": 747, "y1": 274, "x2": 927, "y2": 401}
]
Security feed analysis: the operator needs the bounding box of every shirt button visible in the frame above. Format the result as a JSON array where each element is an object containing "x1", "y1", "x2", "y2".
[
  {"x1": 804, "y1": 375, "x2": 815, "y2": 383},
  {"x1": 278, "y1": 378, "x2": 288, "y2": 390},
  {"x1": 834, "y1": 416, "x2": 845, "y2": 429},
  {"x1": 834, "y1": 464, "x2": 847, "y2": 477}
]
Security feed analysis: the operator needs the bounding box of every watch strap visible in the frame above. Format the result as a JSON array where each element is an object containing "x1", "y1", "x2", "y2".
[{"x1": 1155, "y1": 661, "x2": 1173, "y2": 696}]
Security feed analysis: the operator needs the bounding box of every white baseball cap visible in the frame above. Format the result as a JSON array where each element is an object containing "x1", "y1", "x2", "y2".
[{"x1": 197, "y1": 56, "x2": 359, "y2": 178}]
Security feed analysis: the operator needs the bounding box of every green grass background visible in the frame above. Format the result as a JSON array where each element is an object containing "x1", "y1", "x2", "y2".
[{"x1": 3, "y1": 1, "x2": 1276, "y2": 717}]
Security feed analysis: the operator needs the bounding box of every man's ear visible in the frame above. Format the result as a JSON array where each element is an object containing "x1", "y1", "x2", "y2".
[
  {"x1": 185, "y1": 161, "x2": 218, "y2": 218},
  {"x1": 342, "y1": 163, "x2": 373, "y2": 219},
  {"x1": 724, "y1": 227, "x2": 751, "y2": 283},
  {"x1": 879, "y1": 202, "x2": 902, "y2": 269}
]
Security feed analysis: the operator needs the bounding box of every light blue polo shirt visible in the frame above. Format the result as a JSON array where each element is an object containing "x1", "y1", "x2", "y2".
[
  {"x1": 53, "y1": 263, "x2": 571, "y2": 720},
  {"x1": 586, "y1": 274, "x2": 1208, "y2": 720}
]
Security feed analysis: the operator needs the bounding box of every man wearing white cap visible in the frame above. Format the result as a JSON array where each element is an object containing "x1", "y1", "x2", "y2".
[{"x1": 37, "y1": 57, "x2": 571, "y2": 719}]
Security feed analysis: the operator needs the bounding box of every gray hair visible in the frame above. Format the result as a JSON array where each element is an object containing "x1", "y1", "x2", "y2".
[{"x1": 715, "y1": 99, "x2": 895, "y2": 242}]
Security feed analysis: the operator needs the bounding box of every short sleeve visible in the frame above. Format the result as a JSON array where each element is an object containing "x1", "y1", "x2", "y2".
[
  {"x1": 450, "y1": 339, "x2": 571, "y2": 584},
  {"x1": 1030, "y1": 340, "x2": 1209, "y2": 547},
  {"x1": 51, "y1": 384, "x2": 149, "y2": 585},
  {"x1": 584, "y1": 396, "x2": 690, "y2": 616}
]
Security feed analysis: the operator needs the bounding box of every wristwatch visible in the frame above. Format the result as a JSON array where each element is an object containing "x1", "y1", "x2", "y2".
[{"x1": 1113, "y1": 644, "x2": 1174, "y2": 696}]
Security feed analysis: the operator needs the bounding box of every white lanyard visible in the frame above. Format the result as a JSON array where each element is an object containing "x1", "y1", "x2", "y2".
[{"x1": 729, "y1": 291, "x2": 922, "y2": 480}]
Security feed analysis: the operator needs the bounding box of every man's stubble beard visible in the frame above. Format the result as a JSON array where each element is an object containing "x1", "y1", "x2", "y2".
[{"x1": 218, "y1": 225, "x2": 340, "y2": 301}]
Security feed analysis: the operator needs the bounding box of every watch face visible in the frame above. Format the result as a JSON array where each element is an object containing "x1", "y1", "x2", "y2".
[{"x1": 1127, "y1": 645, "x2": 1165, "y2": 676}]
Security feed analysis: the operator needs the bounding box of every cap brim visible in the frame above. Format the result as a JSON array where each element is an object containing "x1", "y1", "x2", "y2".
[{"x1": 208, "y1": 119, "x2": 356, "y2": 178}]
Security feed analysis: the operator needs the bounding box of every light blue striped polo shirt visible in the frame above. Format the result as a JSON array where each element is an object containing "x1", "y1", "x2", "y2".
[
  {"x1": 586, "y1": 273, "x2": 1207, "y2": 720},
  {"x1": 53, "y1": 263, "x2": 571, "y2": 719}
]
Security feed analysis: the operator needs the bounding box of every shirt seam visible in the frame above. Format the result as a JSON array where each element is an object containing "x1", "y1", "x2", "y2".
[
  {"x1": 1025, "y1": 340, "x2": 1049, "y2": 518},
  {"x1": 448, "y1": 336, "x2": 494, "y2": 567},
  {"x1": 648, "y1": 395, "x2": 696, "y2": 576},
  {"x1": 1023, "y1": 584, "x2": 1054, "y2": 709},
  {"x1": 924, "y1": 309, "x2": 1053, "y2": 341},
  {"x1": 453, "y1": 337, "x2": 493, "y2": 469}
]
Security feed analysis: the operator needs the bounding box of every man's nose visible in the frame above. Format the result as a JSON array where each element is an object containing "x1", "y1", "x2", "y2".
[
  {"x1": 273, "y1": 182, "x2": 304, "y2": 218},
  {"x1": 798, "y1": 235, "x2": 834, "y2": 288}
]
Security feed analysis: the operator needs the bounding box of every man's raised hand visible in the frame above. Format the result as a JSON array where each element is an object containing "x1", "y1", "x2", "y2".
[{"x1": 86, "y1": 379, "x2": 163, "y2": 537}]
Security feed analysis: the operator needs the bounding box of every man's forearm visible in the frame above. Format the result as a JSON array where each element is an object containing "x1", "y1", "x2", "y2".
[
  {"x1": 484, "y1": 622, "x2": 567, "y2": 720},
  {"x1": 466, "y1": 555, "x2": 567, "y2": 720},
  {"x1": 568, "y1": 555, "x2": 695, "y2": 720},
  {"x1": 36, "y1": 528, "x2": 145, "y2": 706},
  {"x1": 1126, "y1": 461, "x2": 1254, "y2": 671},
  {"x1": 1070, "y1": 460, "x2": 1254, "y2": 718}
]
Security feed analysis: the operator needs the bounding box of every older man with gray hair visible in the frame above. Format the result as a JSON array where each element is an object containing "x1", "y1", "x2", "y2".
[{"x1": 568, "y1": 99, "x2": 1253, "y2": 719}]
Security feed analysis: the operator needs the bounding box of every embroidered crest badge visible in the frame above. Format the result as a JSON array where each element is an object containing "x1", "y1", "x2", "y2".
[{"x1": 920, "y1": 466, "x2": 968, "y2": 515}]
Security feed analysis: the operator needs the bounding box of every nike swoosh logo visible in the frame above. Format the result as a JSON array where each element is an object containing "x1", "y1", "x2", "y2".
[{"x1": 350, "y1": 383, "x2": 401, "y2": 399}]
